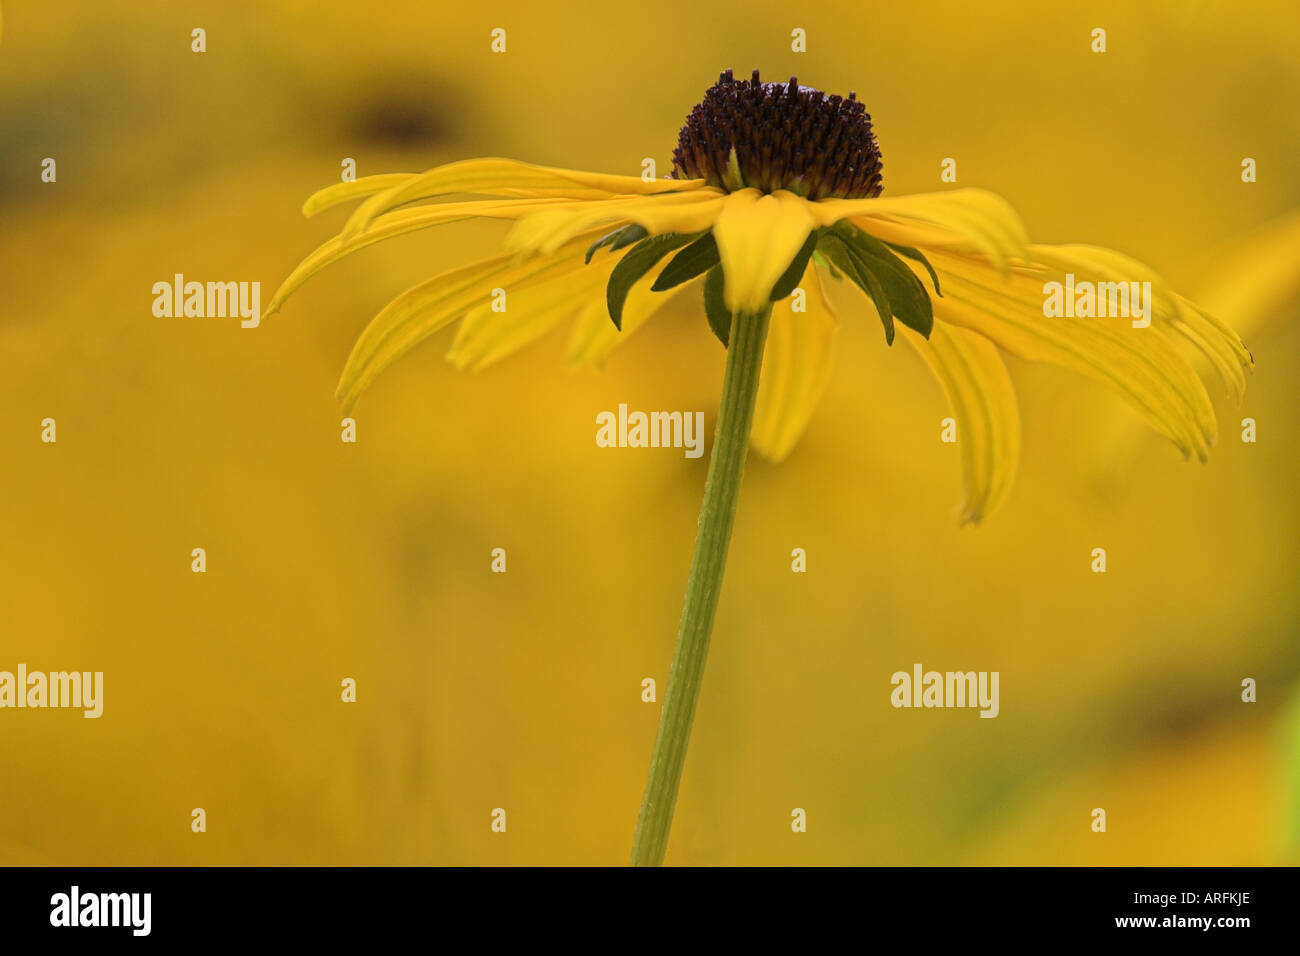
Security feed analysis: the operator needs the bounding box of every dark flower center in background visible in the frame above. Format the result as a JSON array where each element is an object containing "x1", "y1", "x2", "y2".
[{"x1": 672, "y1": 69, "x2": 884, "y2": 201}]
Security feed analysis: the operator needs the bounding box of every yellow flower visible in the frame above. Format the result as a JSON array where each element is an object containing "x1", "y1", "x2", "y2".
[{"x1": 266, "y1": 69, "x2": 1250, "y2": 524}]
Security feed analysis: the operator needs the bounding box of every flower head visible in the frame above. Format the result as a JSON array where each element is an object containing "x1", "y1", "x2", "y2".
[
  {"x1": 673, "y1": 69, "x2": 883, "y2": 200},
  {"x1": 266, "y1": 71, "x2": 1251, "y2": 523}
]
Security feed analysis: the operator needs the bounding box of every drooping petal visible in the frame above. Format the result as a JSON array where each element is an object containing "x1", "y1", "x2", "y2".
[
  {"x1": 566, "y1": 268, "x2": 697, "y2": 367},
  {"x1": 335, "y1": 231, "x2": 601, "y2": 410},
  {"x1": 899, "y1": 323, "x2": 1021, "y2": 524},
  {"x1": 302, "y1": 174, "x2": 417, "y2": 218},
  {"x1": 712, "y1": 189, "x2": 816, "y2": 314},
  {"x1": 566, "y1": 297, "x2": 619, "y2": 366},
  {"x1": 1190, "y1": 207, "x2": 1300, "y2": 338},
  {"x1": 1028, "y1": 244, "x2": 1251, "y2": 400},
  {"x1": 447, "y1": 260, "x2": 607, "y2": 371},
  {"x1": 264, "y1": 197, "x2": 577, "y2": 318},
  {"x1": 504, "y1": 191, "x2": 728, "y2": 256},
  {"x1": 750, "y1": 263, "x2": 838, "y2": 461},
  {"x1": 1081, "y1": 212, "x2": 1289, "y2": 486},
  {"x1": 919, "y1": 249, "x2": 1220, "y2": 461},
  {"x1": 342, "y1": 158, "x2": 708, "y2": 240},
  {"x1": 813, "y1": 189, "x2": 1030, "y2": 272}
]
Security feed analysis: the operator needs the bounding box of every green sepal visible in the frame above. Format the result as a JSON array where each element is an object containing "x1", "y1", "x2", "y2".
[
  {"x1": 702, "y1": 265, "x2": 731, "y2": 346},
  {"x1": 605, "y1": 232, "x2": 699, "y2": 329},
  {"x1": 883, "y1": 240, "x2": 942, "y2": 296},
  {"x1": 651, "y1": 232, "x2": 719, "y2": 292},
  {"x1": 847, "y1": 230, "x2": 934, "y2": 338},
  {"x1": 812, "y1": 248, "x2": 843, "y2": 281},
  {"x1": 819, "y1": 231, "x2": 896, "y2": 344},
  {"x1": 585, "y1": 224, "x2": 649, "y2": 264},
  {"x1": 769, "y1": 230, "x2": 819, "y2": 301},
  {"x1": 830, "y1": 225, "x2": 934, "y2": 339}
]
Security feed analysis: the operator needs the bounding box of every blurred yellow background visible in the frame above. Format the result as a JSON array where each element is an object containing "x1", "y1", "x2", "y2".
[{"x1": 1, "y1": 0, "x2": 1297, "y2": 865}]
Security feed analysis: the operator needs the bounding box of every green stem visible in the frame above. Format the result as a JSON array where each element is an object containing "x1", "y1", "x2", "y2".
[{"x1": 629, "y1": 306, "x2": 772, "y2": 867}]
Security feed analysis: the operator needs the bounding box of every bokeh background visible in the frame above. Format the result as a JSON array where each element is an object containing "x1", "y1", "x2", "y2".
[{"x1": 2, "y1": 0, "x2": 1298, "y2": 865}]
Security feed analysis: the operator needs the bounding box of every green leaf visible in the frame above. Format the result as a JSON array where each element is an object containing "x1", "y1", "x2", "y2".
[
  {"x1": 769, "y1": 230, "x2": 819, "y2": 301},
  {"x1": 820, "y1": 232, "x2": 895, "y2": 344},
  {"x1": 651, "y1": 232, "x2": 719, "y2": 291},
  {"x1": 702, "y1": 265, "x2": 731, "y2": 346},
  {"x1": 585, "y1": 224, "x2": 649, "y2": 264},
  {"x1": 883, "y1": 240, "x2": 942, "y2": 296},
  {"x1": 605, "y1": 232, "x2": 699, "y2": 329}
]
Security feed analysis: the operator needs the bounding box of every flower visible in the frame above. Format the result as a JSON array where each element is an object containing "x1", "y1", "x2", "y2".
[{"x1": 266, "y1": 68, "x2": 1251, "y2": 523}]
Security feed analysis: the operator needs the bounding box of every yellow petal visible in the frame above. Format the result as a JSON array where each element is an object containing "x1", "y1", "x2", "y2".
[
  {"x1": 713, "y1": 189, "x2": 815, "y2": 314},
  {"x1": 504, "y1": 191, "x2": 728, "y2": 256},
  {"x1": 302, "y1": 174, "x2": 417, "y2": 218},
  {"x1": 1028, "y1": 244, "x2": 1251, "y2": 400},
  {"x1": 565, "y1": 265, "x2": 694, "y2": 367},
  {"x1": 922, "y1": 250, "x2": 1219, "y2": 460},
  {"x1": 817, "y1": 190, "x2": 1029, "y2": 271},
  {"x1": 342, "y1": 158, "x2": 707, "y2": 240},
  {"x1": 447, "y1": 260, "x2": 607, "y2": 371},
  {"x1": 1190, "y1": 207, "x2": 1300, "y2": 338},
  {"x1": 750, "y1": 264, "x2": 838, "y2": 461},
  {"x1": 566, "y1": 297, "x2": 619, "y2": 366},
  {"x1": 336, "y1": 233, "x2": 599, "y2": 410},
  {"x1": 264, "y1": 197, "x2": 575, "y2": 318},
  {"x1": 899, "y1": 322, "x2": 1021, "y2": 524}
]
